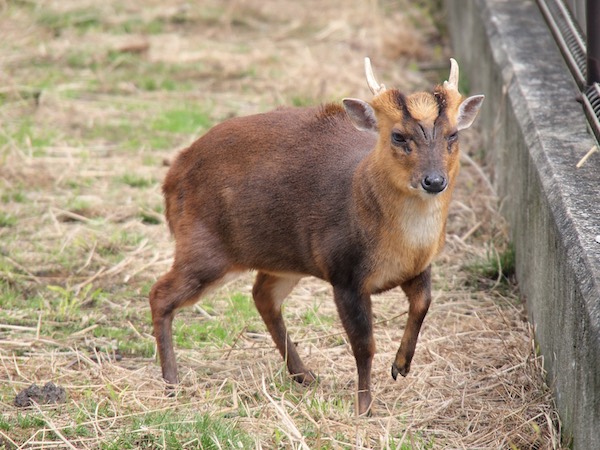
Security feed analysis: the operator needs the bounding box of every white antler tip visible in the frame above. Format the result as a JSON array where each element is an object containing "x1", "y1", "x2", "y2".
[
  {"x1": 445, "y1": 58, "x2": 460, "y2": 91},
  {"x1": 364, "y1": 56, "x2": 385, "y2": 96}
]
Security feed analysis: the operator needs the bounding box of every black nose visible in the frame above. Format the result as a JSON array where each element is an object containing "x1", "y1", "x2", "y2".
[{"x1": 421, "y1": 174, "x2": 447, "y2": 193}]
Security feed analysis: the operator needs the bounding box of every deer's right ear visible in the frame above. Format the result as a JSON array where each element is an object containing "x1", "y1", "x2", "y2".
[
  {"x1": 456, "y1": 94, "x2": 485, "y2": 131},
  {"x1": 343, "y1": 98, "x2": 378, "y2": 133}
]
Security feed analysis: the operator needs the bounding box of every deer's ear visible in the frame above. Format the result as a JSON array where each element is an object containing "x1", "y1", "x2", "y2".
[
  {"x1": 456, "y1": 95, "x2": 484, "y2": 131},
  {"x1": 343, "y1": 98, "x2": 378, "y2": 133}
]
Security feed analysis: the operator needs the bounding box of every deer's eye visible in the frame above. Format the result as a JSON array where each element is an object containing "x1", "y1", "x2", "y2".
[
  {"x1": 447, "y1": 132, "x2": 458, "y2": 152},
  {"x1": 391, "y1": 132, "x2": 410, "y2": 153}
]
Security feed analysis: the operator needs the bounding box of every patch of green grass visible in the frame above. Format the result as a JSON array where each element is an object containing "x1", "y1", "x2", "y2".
[
  {"x1": 105, "y1": 50, "x2": 144, "y2": 69},
  {"x1": 119, "y1": 173, "x2": 156, "y2": 189},
  {"x1": 62, "y1": 424, "x2": 92, "y2": 438},
  {"x1": 466, "y1": 243, "x2": 516, "y2": 285},
  {"x1": 0, "y1": 415, "x2": 11, "y2": 432},
  {"x1": 77, "y1": 398, "x2": 117, "y2": 421},
  {"x1": 67, "y1": 196, "x2": 92, "y2": 216},
  {"x1": 175, "y1": 319, "x2": 225, "y2": 348},
  {"x1": 16, "y1": 412, "x2": 46, "y2": 429},
  {"x1": 387, "y1": 433, "x2": 435, "y2": 450},
  {"x1": 0, "y1": 212, "x2": 16, "y2": 228},
  {"x1": 46, "y1": 284, "x2": 104, "y2": 322},
  {"x1": 0, "y1": 280, "x2": 22, "y2": 309},
  {"x1": 2, "y1": 188, "x2": 27, "y2": 203},
  {"x1": 96, "y1": 230, "x2": 145, "y2": 260},
  {"x1": 301, "y1": 302, "x2": 334, "y2": 329},
  {"x1": 152, "y1": 108, "x2": 212, "y2": 134},
  {"x1": 66, "y1": 178, "x2": 93, "y2": 191},
  {"x1": 92, "y1": 325, "x2": 155, "y2": 357},
  {"x1": 102, "y1": 411, "x2": 252, "y2": 450},
  {"x1": 140, "y1": 211, "x2": 161, "y2": 225},
  {"x1": 0, "y1": 281, "x2": 45, "y2": 314},
  {"x1": 66, "y1": 49, "x2": 98, "y2": 69},
  {"x1": 5, "y1": 118, "x2": 55, "y2": 152},
  {"x1": 138, "y1": 77, "x2": 163, "y2": 92},
  {"x1": 147, "y1": 134, "x2": 173, "y2": 149},
  {"x1": 101, "y1": 59, "x2": 195, "y2": 94},
  {"x1": 117, "y1": 17, "x2": 165, "y2": 34},
  {"x1": 36, "y1": 7, "x2": 102, "y2": 35},
  {"x1": 306, "y1": 394, "x2": 351, "y2": 418},
  {"x1": 137, "y1": 73, "x2": 180, "y2": 92},
  {"x1": 229, "y1": 292, "x2": 256, "y2": 320},
  {"x1": 140, "y1": 204, "x2": 163, "y2": 225},
  {"x1": 291, "y1": 95, "x2": 317, "y2": 107},
  {"x1": 84, "y1": 121, "x2": 139, "y2": 150},
  {"x1": 174, "y1": 293, "x2": 259, "y2": 349},
  {"x1": 82, "y1": 114, "x2": 184, "y2": 151}
]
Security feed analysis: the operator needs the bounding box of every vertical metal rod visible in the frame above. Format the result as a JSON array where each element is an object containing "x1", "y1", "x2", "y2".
[{"x1": 587, "y1": 0, "x2": 600, "y2": 84}]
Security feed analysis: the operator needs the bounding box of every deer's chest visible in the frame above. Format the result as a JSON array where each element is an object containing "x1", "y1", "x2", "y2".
[{"x1": 366, "y1": 204, "x2": 444, "y2": 293}]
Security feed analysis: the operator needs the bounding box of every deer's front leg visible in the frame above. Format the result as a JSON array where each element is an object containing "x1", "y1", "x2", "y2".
[
  {"x1": 333, "y1": 285, "x2": 375, "y2": 416},
  {"x1": 392, "y1": 266, "x2": 432, "y2": 380}
]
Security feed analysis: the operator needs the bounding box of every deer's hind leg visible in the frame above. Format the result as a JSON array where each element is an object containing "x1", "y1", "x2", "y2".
[
  {"x1": 252, "y1": 272, "x2": 315, "y2": 384},
  {"x1": 149, "y1": 235, "x2": 236, "y2": 386}
]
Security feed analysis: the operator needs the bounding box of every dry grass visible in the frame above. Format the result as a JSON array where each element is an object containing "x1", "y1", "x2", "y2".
[{"x1": 0, "y1": 0, "x2": 563, "y2": 448}]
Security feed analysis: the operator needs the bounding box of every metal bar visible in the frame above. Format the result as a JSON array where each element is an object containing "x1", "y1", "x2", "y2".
[
  {"x1": 587, "y1": 0, "x2": 600, "y2": 84},
  {"x1": 537, "y1": 0, "x2": 600, "y2": 148},
  {"x1": 537, "y1": 0, "x2": 587, "y2": 88},
  {"x1": 583, "y1": 84, "x2": 600, "y2": 144}
]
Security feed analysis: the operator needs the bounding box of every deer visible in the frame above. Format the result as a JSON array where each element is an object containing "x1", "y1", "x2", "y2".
[{"x1": 149, "y1": 57, "x2": 484, "y2": 416}]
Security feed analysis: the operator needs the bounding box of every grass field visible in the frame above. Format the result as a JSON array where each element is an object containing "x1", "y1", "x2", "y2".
[{"x1": 0, "y1": 0, "x2": 563, "y2": 448}]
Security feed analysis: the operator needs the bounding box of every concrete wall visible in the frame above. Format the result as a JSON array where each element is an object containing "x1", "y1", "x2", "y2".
[{"x1": 446, "y1": 1, "x2": 600, "y2": 448}]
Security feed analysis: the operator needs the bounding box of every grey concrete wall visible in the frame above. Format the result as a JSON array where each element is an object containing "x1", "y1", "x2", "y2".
[{"x1": 446, "y1": 1, "x2": 600, "y2": 448}]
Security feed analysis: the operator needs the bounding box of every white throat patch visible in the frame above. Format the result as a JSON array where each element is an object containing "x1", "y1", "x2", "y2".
[{"x1": 398, "y1": 196, "x2": 444, "y2": 249}]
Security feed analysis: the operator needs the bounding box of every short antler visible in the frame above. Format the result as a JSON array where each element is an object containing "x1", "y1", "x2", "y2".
[
  {"x1": 365, "y1": 57, "x2": 386, "y2": 95},
  {"x1": 443, "y1": 58, "x2": 459, "y2": 92}
]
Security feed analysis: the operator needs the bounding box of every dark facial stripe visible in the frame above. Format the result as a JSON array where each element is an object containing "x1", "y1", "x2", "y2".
[
  {"x1": 433, "y1": 88, "x2": 447, "y2": 116},
  {"x1": 391, "y1": 90, "x2": 411, "y2": 119}
]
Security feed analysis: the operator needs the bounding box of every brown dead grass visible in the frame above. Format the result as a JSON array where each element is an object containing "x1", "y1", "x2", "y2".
[{"x1": 0, "y1": 0, "x2": 563, "y2": 448}]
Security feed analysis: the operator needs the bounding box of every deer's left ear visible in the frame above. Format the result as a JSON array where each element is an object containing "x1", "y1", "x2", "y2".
[{"x1": 456, "y1": 95, "x2": 485, "y2": 131}]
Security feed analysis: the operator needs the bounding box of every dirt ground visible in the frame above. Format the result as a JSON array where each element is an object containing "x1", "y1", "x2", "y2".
[{"x1": 0, "y1": 0, "x2": 563, "y2": 448}]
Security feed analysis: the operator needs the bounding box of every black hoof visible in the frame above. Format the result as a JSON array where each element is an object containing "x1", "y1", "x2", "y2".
[
  {"x1": 391, "y1": 363, "x2": 409, "y2": 380},
  {"x1": 293, "y1": 370, "x2": 318, "y2": 386}
]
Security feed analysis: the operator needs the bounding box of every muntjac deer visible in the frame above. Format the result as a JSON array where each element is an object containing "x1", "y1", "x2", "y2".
[{"x1": 149, "y1": 58, "x2": 484, "y2": 415}]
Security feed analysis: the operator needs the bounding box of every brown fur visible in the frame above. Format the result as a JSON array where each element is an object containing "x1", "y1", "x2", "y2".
[{"x1": 150, "y1": 84, "x2": 468, "y2": 416}]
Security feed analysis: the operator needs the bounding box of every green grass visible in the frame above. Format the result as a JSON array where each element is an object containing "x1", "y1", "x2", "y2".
[
  {"x1": 291, "y1": 95, "x2": 318, "y2": 107},
  {"x1": 466, "y1": 243, "x2": 516, "y2": 284},
  {"x1": 300, "y1": 301, "x2": 334, "y2": 329},
  {"x1": 46, "y1": 284, "x2": 104, "y2": 322},
  {"x1": 0, "y1": 281, "x2": 43, "y2": 312},
  {"x1": 115, "y1": 17, "x2": 165, "y2": 35},
  {"x1": 93, "y1": 324, "x2": 155, "y2": 357},
  {"x1": 102, "y1": 411, "x2": 253, "y2": 450},
  {"x1": 140, "y1": 211, "x2": 162, "y2": 225},
  {"x1": 2, "y1": 117, "x2": 56, "y2": 153},
  {"x1": 119, "y1": 174, "x2": 157, "y2": 189},
  {"x1": 174, "y1": 293, "x2": 259, "y2": 349},
  {"x1": 0, "y1": 415, "x2": 10, "y2": 432},
  {"x1": 152, "y1": 108, "x2": 212, "y2": 134},
  {"x1": 36, "y1": 7, "x2": 102, "y2": 35},
  {"x1": 1, "y1": 188, "x2": 27, "y2": 204},
  {"x1": 97, "y1": 230, "x2": 146, "y2": 258},
  {"x1": 16, "y1": 412, "x2": 46, "y2": 429},
  {"x1": 0, "y1": 212, "x2": 16, "y2": 228}
]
